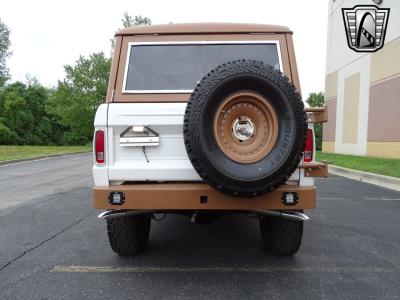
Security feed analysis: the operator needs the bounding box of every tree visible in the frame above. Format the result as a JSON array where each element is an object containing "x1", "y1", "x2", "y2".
[
  {"x1": 121, "y1": 13, "x2": 151, "y2": 27},
  {"x1": 48, "y1": 52, "x2": 111, "y2": 145},
  {"x1": 306, "y1": 92, "x2": 324, "y2": 151},
  {"x1": 0, "y1": 122, "x2": 17, "y2": 144},
  {"x1": 2, "y1": 82, "x2": 35, "y2": 144},
  {"x1": 24, "y1": 78, "x2": 56, "y2": 144},
  {"x1": 110, "y1": 13, "x2": 152, "y2": 53},
  {"x1": 0, "y1": 19, "x2": 11, "y2": 88},
  {"x1": 306, "y1": 92, "x2": 324, "y2": 108},
  {"x1": 0, "y1": 79, "x2": 55, "y2": 145}
]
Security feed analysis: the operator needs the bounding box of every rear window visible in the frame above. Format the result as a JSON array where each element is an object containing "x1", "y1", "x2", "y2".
[{"x1": 123, "y1": 42, "x2": 282, "y2": 93}]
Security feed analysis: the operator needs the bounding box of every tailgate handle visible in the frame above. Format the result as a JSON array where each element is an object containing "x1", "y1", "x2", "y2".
[{"x1": 120, "y1": 126, "x2": 160, "y2": 147}]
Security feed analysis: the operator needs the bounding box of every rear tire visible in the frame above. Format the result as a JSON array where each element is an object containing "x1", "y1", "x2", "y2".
[
  {"x1": 259, "y1": 216, "x2": 303, "y2": 256},
  {"x1": 107, "y1": 214, "x2": 151, "y2": 255},
  {"x1": 184, "y1": 59, "x2": 307, "y2": 197}
]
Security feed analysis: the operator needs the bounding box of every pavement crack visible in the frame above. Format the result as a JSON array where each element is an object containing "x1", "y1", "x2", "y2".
[{"x1": 0, "y1": 210, "x2": 94, "y2": 273}]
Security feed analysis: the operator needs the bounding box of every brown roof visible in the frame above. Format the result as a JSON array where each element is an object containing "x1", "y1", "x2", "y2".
[{"x1": 116, "y1": 23, "x2": 292, "y2": 36}]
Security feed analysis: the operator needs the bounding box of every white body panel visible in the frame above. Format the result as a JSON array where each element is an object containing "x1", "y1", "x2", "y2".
[
  {"x1": 93, "y1": 103, "x2": 312, "y2": 187},
  {"x1": 93, "y1": 104, "x2": 109, "y2": 186},
  {"x1": 299, "y1": 121, "x2": 316, "y2": 187}
]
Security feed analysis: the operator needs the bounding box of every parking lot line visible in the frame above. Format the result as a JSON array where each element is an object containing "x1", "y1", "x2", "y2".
[
  {"x1": 51, "y1": 265, "x2": 398, "y2": 273},
  {"x1": 363, "y1": 198, "x2": 400, "y2": 201},
  {"x1": 319, "y1": 197, "x2": 400, "y2": 201}
]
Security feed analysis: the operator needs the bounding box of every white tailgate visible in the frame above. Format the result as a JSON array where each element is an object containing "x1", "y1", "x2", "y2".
[
  {"x1": 93, "y1": 102, "x2": 305, "y2": 186},
  {"x1": 107, "y1": 103, "x2": 201, "y2": 182}
]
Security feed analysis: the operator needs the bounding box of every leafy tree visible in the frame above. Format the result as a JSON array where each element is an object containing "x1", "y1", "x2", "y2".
[
  {"x1": 0, "y1": 19, "x2": 11, "y2": 88},
  {"x1": 121, "y1": 13, "x2": 151, "y2": 27},
  {"x1": 306, "y1": 92, "x2": 324, "y2": 151},
  {"x1": 48, "y1": 52, "x2": 111, "y2": 145},
  {"x1": 0, "y1": 80, "x2": 55, "y2": 145},
  {"x1": 306, "y1": 92, "x2": 324, "y2": 108},
  {"x1": 0, "y1": 121, "x2": 17, "y2": 144},
  {"x1": 2, "y1": 82, "x2": 34, "y2": 143},
  {"x1": 24, "y1": 78, "x2": 56, "y2": 144}
]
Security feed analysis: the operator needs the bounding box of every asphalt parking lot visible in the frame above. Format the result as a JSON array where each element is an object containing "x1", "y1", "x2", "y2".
[{"x1": 0, "y1": 153, "x2": 399, "y2": 299}]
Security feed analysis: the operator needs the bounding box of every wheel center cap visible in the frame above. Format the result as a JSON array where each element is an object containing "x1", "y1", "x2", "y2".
[{"x1": 232, "y1": 117, "x2": 254, "y2": 141}]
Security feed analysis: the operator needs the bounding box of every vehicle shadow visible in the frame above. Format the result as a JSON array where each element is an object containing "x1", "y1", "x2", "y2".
[{"x1": 114, "y1": 213, "x2": 301, "y2": 269}]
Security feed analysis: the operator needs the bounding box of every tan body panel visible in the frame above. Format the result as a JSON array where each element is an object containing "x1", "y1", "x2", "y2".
[
  {"x1": 305, "y1": 106, "x2": 328, "y2": 123},
  {"x1": 116, "y1": 23, "x2": 292, "y2": 36},
  {"x1": 93, "y1": 184, "x2": 316, "y2": 210},
  {"x1": 106, "y1": 36, "x2": 123, "y2": 102},
  {"x1": 299, "y1": 161, "x2": 328, "y2": 178},
  {"x1": 108, "y1": 31, "x2": 300, "y2": 102}
]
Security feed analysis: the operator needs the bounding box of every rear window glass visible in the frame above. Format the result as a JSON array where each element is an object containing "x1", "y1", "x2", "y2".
[{"x1": 123, "y1": 43, "x2": 281, "y2": 92}]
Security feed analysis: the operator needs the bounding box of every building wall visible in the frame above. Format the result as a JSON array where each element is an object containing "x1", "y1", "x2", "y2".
[{"x1": 323, "y1": 0, "x2": 400, "y2": 158}]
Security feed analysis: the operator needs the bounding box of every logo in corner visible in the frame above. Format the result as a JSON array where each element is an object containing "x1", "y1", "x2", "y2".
[{"x1": 342, "y1": 5, "x2": 390, "y2": 52}]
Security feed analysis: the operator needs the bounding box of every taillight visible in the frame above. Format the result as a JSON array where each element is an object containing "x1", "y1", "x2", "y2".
[
  {"x1": 304, "y1": 129, "x2": 313, "y2": 162},
  {"x1": 95, "y1": 130, "x2": 105, "y2": 164}
]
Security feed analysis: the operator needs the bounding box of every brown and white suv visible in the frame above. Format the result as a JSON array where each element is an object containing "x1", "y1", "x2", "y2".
[{"x1": 92, "y1": 23, "x2": 327, "y2": 256}]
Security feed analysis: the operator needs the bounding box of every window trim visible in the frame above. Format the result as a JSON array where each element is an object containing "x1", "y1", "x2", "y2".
[{"x1": 121, "y1": 40, "x2": 283, "y2": 94}]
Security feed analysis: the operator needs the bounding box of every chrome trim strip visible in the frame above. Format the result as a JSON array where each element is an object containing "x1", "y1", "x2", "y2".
[
  {"x1": 98, "y1": 210, "x2": 156, "y2": 219},
  {"x1": 250, "y1": 210, "x2": 310, "y2": 221},
  {"x1": 98, "y1": 209, "x2": 309, "y2": 221},
  {"x1": 122, "y1": 40, "x2": 283, "y2": 94},
  {"x1": 119, "y1": 125, "x2": 160, "y2": 147}
]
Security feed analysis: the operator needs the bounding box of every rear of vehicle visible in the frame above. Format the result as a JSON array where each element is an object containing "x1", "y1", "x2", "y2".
[{"x1": 93, "y1": 23, "x2": 327, "y2": 256}]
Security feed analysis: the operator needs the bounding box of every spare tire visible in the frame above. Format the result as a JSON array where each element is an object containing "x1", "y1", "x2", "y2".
[{"x1": 183, "y1": 60, "x2": 307, "y2": 198}]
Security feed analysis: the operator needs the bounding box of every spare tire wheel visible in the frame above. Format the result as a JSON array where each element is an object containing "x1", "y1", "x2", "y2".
[{"x1": 183, "y1": 60, "x2": 307, "y2": 198}]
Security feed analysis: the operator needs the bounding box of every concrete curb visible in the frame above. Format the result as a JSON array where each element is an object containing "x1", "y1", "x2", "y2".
[
  {"x1": 0, "y1": 151, "x2": 91, "y2": 166},
  {"x1": 329, "y1": 165, "x2": 400, "y2": 192}
]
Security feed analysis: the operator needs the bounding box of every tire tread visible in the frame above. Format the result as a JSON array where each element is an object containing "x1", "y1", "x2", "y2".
[
  {"x1": 184, "y1": 59, "x2": 307, "y2": 197},
  {"x1": 259, "y1": 217, "x2": 303, "y2": 256},
  {"x1": 107, "y1": 215, "x2": 151, "y2": 255}
]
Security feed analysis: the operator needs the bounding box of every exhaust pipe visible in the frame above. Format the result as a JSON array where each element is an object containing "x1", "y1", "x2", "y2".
[
  {"x1": 98, "y1": 209, "x2": 309, "y2": 222},
  {"x1": 98, "y1": 210, "x2": 155, "y2": 220},
  {"x1": 249, "y1": 210, "x2": 309, "y2": 222}
]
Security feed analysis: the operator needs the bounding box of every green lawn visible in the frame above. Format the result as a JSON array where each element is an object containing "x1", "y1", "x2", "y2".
[
  {"x1": 316, "y1": 151, "x2": 400, "y2": 178},
  {"x1": 0, "y1": 145, "x2": 92, "y2": 162}
]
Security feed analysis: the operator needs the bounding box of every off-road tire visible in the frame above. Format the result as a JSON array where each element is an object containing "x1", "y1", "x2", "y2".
[
  {"x1": 107, "y1": 214, "x2": 151, "y2": 255},
  {"x1": 184, "y1": 59, "x2": 307, "y2": 198},
  {"x1": 259, "y1": 216, "x2": 303, "y2": 256}
]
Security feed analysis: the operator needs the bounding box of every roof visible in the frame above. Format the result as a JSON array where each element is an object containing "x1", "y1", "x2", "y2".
[{"x1": 116, "y1": 23, "x2": 292, "y2": 36}]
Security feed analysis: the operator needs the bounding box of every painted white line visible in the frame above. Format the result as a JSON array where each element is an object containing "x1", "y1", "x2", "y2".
[
  {"x1": 315, "y1": 178, "x2": 347, "y2": 180},
  {"x1": 319, "y1": 197, "x2": 400, "y2": 201},
  {"x1": 0, "y1": 152, "x2": 91, "y2": 168},
  {"x1": 363, "y1": 198, "x2": 400, "y2": 201},
  {"x1": 51, "y1": 265, "x2": 397, "y2": 273}
]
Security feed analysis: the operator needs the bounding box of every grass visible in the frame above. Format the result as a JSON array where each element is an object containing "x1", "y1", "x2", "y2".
[
  {"x1": 316, "y1": 151, "x2": 400, "y2": 178},
  {"x1": 0, "y1": 145, "x2": 92, "y2": 162}
]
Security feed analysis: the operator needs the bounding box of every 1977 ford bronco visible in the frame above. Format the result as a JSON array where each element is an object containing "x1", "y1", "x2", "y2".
[{"x1": 93, "y1": 23, "x2": 327, "y2": 256}]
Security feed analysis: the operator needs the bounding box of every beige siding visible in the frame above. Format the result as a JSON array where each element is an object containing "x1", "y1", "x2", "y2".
[
  {"x1": 367, "y1": 142, "x2": 400, "y2": 158},
  {"x1": 322, "y1": 142, "x2": 335, "y2": 153},
  {"x1": 325, "y1": 71, "x2": 338, "y2": 100},
  {"x1": 370, "y1": 36, "x2": 400, "y2": 84},
  {"x1": 342, "y1": 73, "x2": 360, "y2": 144},
  {"x1": 323, "y1": 98, "x2": 337, "y2": 142}
]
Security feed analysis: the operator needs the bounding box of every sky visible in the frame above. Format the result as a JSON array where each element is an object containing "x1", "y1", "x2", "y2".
[{"x1": 1, "y1": 0, "x2": 329, "y2": 98}]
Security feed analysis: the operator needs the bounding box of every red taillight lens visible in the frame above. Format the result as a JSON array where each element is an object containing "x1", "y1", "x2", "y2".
[
  {"x1": 304, "y1": 129, "x2": 313, "y2": 162},
  {"x1": 95, "y1": 130, "x2": 105, "y2": 164}
]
